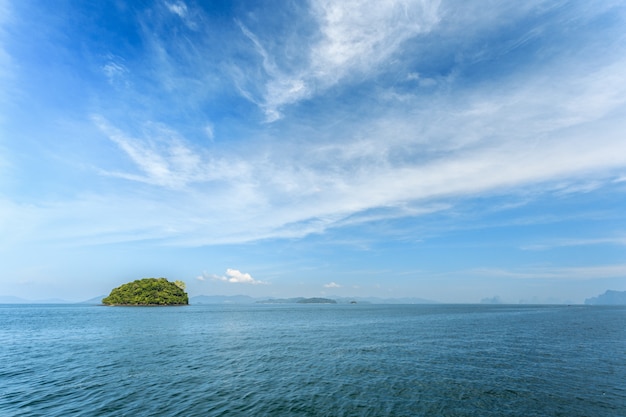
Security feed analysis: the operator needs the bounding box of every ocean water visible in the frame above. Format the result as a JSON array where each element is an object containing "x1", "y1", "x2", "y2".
[{"x1": 1, "y1": 304, "x2": 624, "y2": 416}]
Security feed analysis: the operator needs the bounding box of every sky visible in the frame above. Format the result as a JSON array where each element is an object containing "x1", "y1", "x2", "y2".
[{"x1": 1, "y1": 0, "x2": 626, "y2": 303}]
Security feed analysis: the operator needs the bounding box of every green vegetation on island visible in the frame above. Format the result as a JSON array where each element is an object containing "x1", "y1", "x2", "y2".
[{"x1": 102, "y1": 278, "x2": 188, "y2": 306}]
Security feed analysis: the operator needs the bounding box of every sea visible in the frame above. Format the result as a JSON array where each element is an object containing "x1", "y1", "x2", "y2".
[{"x1": 1, "y1": 303, "x2": 624, "y2": 416}]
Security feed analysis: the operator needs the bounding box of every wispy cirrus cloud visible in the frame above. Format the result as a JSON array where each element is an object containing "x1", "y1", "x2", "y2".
[
  {"x1": 92, "y1": 115, "x2": 250, "y2": 190},
  {"x1": 82, "y1": 54, "x2": 626, "y2": 246},
  {"x1": 309, "y1": 0, "x2": 440, "y2": 75},
  {"x1": 7, "y1": 0, "x2": 626, "y2": 251},
  {"x1": 237, "y1": 0, "x2": 441, "y2": 121},
  {"x1": 470, "y1": 264, "x2": 626, "y2": 281},
  {"x1": 0, "y1": 0, "x2": 15, "y2": 111},
  {"x1": 522, "y1": 237, "x2": 626, "y2": 251},
  {"x1": 164, "y1": 0, "x2": 199, "y2": 30},
  {"x1": 102, "y1": 56, "x2": 129, "y2": 87},
  {"x1": 165, "y1": 1, "x2": 188, "y2": 19}
]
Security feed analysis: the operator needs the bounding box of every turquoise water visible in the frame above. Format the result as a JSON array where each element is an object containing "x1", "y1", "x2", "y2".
[{"x1": 1, "y1": 304, "x2": 624, "y2": 416}]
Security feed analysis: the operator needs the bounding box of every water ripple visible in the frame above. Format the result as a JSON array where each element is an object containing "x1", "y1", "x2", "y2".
[{"x1": 1, "y1": 304, "x2": 624, "y2": 416}]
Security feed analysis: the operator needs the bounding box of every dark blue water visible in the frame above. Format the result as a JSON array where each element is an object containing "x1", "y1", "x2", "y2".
[{"x1": 1, "y1": 304, "x2": 624, "y2": 416}]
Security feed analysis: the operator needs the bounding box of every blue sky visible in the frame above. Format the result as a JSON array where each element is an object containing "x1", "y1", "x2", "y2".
[{"x1": 1, "y1": 0, "x2": 625, "y2": 303}]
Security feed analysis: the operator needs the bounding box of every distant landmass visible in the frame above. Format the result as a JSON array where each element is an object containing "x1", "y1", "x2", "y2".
[
  {"x1": 299, "y1": 297, "x2": 337, "y2": 304},
  {"x1": 79, "y1": 296, "x2": 107, "y2": 305},
  {"x1": 190, "y1": 295, "x2": 257, "y2": 304},
  {"x1": 188, "y1": 295, "x2": 438, "y2": 305},
  {"x1": 257, "y1": 297, "x2": 337, "y2": 304},
  {"x1": 480, "y1": 296, "x2": 502, "y2": 304},
  {"x1": 335, "y1": 296, "x2": 438, "y2": 304},
  {"x1": 256, "y1": 297, "x2": 306, "y2": 304},
  {"x1": 0, "y1": 296, "x2": 71, "y2": 304},
  {"x1": 584, "y1": 290, "x2": 626, "y2": 305}
]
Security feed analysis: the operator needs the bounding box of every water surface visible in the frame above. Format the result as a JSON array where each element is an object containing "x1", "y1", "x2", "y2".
[{"x1": 1, "y1": 304, "x2": 624, "y2": 416}]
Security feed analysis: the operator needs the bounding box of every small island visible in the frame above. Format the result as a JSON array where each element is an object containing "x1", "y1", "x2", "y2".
[{"x1": 102, "y1": 278, "x2": 188, "y2": 306}]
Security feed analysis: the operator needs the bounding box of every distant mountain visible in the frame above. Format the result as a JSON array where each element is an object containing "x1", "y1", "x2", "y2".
[
  {"x1": 256, "y1": 297, "x2": 305, "y2": 304},
  {"x1": 297, "y1": 297, "x2": 336, "y2": 304},
  {"x1": 0, "y1": 295, "x2": 29, "y2": 304},
  {"x1": 480, "y1": 296, "x2": 502, "y2": 304},
  {"x1": 190, "y1": 295, "x2": 257, "y2": 304},
  {"x1": 0, "y1": 296, "x2": 71, "y2": 304},
  {"x1": 585, "y1": 290, "x2": 626, "y2": 305},
  {"x1": 188, "y1": 294, "x2": 439, "y2": 305},
  {"x1": 79, "y1": 296, "x2": 107, "y2": 305},
  {"x1": 257, "y1": 297, "x2": 337, "y2": 304},
  {"x1": 331, "y1": 296, "x2": 439, "y2": 304}
]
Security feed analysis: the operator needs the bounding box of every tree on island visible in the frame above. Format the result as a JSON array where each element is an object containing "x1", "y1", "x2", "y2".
[{"x1": 102, "y1": 278, "x2": 189, "y2": 306}]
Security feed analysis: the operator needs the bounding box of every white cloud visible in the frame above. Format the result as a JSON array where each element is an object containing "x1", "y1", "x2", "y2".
[
  {"x1": 102, "y1": 58, "x2": 128, "y2": 86},
  {"x1": 239, "y1": 0, "x2": 441, "y2": 120},
  {"x1": 0, "y1": 0, "x2": 15, "y2": 108},
  {"x1": 522, "y1": 237, "x2": 626, "y2": 251},
  {"x1": 92, "y1": 116, "x2": 251, "y2": 190},
  {"x1": 310, "y1": 0, "x2": 440, "y2": 75},
  {"x1": 406, "y1": 72, "x2": 420, "y2": 81},
  {"x1": 81, "y1": 64, "x2": 626, "y2": 245},
  {"x1": 18, "y1": 47, "x2": 624, "y2": 248},
  {"x1": 204, "y1": 123, "x2": 214, "y2": 141},
  {"x1": 166, "y1": 1, "x2": 187, "y2": 19},
  {"x1": 0, "y1": 40, "x2": 11, "y2": 80},
  {"x1": 164, "y1": 1, "x2": 198, "y2": 30},
  {"x1": 225, "y1": 268, "x2": 262, "y2": 284},
  {"x1": 198, "y1": 269, "x2": 266, "y2": 285},
  {"x1": 324, "y1": 282, "x2": 341, "y2": 288},
  {"x1": 4, "y1": 2, "x2": 624, "y2": 250}
]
